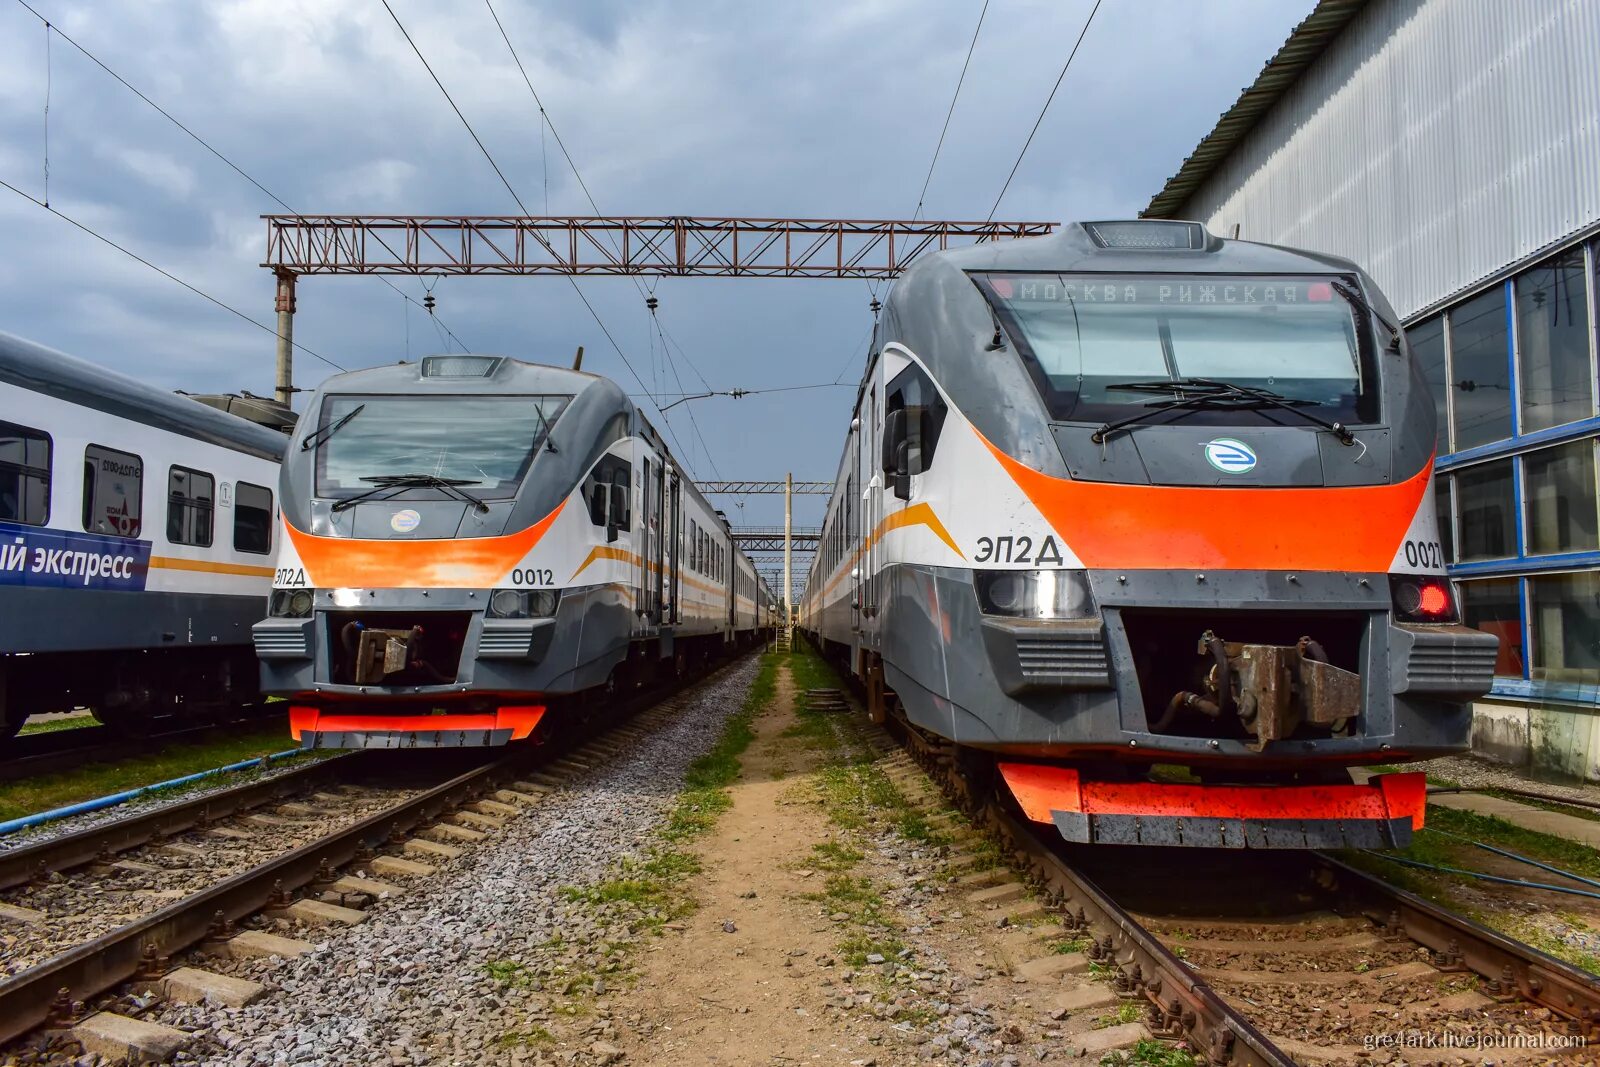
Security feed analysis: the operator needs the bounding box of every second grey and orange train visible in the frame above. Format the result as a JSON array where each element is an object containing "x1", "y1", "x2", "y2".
[{"x1": 799, "y1": 219, "x2": 1497, "y2": 849}]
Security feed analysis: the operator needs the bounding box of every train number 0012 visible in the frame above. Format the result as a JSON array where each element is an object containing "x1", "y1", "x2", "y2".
[{"x1": 511, "y1": 568, "x2": 554, "y2": 586}]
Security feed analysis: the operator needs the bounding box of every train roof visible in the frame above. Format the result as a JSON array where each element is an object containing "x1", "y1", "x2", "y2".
[
  {"x1": 308, "y1": 353, "x2": 609, "y2": 398},
  {"x1": 0, "y1": 330, "x2": 289, "y2": 462},
  {"x1": 919, "y1": 219, "x2": 1363, "y2": 278}
]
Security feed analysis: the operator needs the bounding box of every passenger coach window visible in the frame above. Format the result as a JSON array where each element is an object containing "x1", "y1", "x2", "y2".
[
  {"x1": 0, "y1": 421, "x2": 51, "y2": 526},
  {"x1": 235, "y1": 482, "x2": 274, "y2": 554},
  {"x1": 167, "y1": 467, "x2": 215, "y2": 547},
  {"x1": 83, "y1": 444, "x2": 143, "y2": 538}
]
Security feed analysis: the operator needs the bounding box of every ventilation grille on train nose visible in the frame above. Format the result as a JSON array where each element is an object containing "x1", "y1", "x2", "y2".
[
  {"x1": 1403, "y1": 630, "x2": 1498, "y2": 695},
  {"x1": 253, "y1": 629, "x2": 309, "y2": 659},
  {"x1": 1016, "y1": 633, "x2": 1110, "y2": 683},
  {"x1": 477, "y1": 626, "x2": 535, "y2": 659}
]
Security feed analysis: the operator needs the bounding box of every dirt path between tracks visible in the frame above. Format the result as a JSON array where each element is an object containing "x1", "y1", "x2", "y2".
[{"x1": 619, "y1": 663, "x2": 892, "y2": 1066}]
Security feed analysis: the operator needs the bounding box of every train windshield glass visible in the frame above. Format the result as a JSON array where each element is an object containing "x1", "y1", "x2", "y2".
[
  {"x1": 313, "y1": 394, "x2": 570, "y2": 499},
  {"x1": 975, "y1": 273, "x2": 1377, "y2": 424}
]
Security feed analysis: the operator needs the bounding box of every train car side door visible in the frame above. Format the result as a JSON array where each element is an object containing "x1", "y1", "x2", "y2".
[{"x1": 668, "y1": 471, "x2": 681, "y2": 625}]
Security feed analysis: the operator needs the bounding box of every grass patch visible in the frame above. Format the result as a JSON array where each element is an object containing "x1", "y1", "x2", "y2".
[
  {"x1": 1095, "y1": 1000, "x2": 1143, "y2": 1028},
  {"x1": 0, "y1": 723, "x2": 317, "y2": 825},
  {"x1": 809, "y1": 841, "x2": 864, "y2": 872},
  {"x1": 497, "y1": 1027, "x2": 554, "y2": 1049},
  {"x1": 1100, "y1": 1039, "x2": 1196, "y2": 1067},
  {"x1": 1483, "y1": 789, "x2": 1600, "y2": 825},
  {"x1": 1049, "y1": 938, "x2": 1089, "y2": 955},
  {"x1": 17, "y1": 714, "x2": 97, "y2": 736}
]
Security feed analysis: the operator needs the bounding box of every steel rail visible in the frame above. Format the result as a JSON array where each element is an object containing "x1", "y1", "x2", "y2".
[
  {"x1": 0, "y1": 751, "x2": 355, "y2": 891},
  {"x1": 889, "y1": 723, "x2": 1296, "y2": 1066},
  {"x1": 1315, "y1": 853, "x2": 1600, "y2": 1032},
  {"x1": 982, "y1": 802, "x2": 1296, "y2": 1066},
  {"x1": 0, "y1": 756, "x2": 512, "y2": 1045}
]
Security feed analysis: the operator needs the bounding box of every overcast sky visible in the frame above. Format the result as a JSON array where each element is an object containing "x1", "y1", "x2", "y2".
[{"x1": 0, "y1": 0, "x2": 1312, "y2": 549}]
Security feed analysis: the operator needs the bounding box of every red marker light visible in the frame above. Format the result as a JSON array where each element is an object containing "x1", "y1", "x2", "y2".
[
  {"x1": 1418, "y1": 584, "x2": 1449, "y2": 616},
  {"x1": 992, "y1": 278, "x2": 1014, "y2": 299},
  {"x1": 1308, "y1": 282, "x2": 1334, "y2": 302}
]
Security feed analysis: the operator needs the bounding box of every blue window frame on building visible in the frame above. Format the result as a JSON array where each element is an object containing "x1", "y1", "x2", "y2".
[{"x1": 1409, "y1": 236, "x2": 1600, "y2": 705}]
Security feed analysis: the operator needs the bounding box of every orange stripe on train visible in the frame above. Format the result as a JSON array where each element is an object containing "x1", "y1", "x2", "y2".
[
  {"x1": 284, "y1": 502, "x2": 565, "y2": 589},
  {"x1": 980, "y1": 434, "x2": 1431, "y2": 572}
]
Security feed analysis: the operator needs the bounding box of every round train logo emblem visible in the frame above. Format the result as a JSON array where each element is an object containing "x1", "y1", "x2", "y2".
[
  {"x1": 1203, "y1": 438, "x2": 1257, "y2": 474},
  {"x1": 390, "y1": 509, "x2": 422, "y2": 533}
]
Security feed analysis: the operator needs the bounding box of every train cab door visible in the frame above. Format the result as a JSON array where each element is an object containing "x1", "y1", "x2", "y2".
[
  {"x1": 862, "y1": 384, "x2": 881, "y2": 637},
  {"x1": 668, "y1": 472, "x2": 682, "y2": 625},
  {"x1": 641, "y1": 458, "x2": 665, "y2": 625}
]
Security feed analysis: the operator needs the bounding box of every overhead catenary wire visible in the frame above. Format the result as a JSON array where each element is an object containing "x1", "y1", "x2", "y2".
[
  {"x1": 10, "y1": 0, "x2": 470, "y2": 354},
  {"x1": 0, "y1": 176, "x2": 345, "y2": 371},
  {"x1": 380, "y1": 0, "x2": 702, "y2": 472},
  {"x1": 986, "y1": 0, "x2": 1103, "y2": 222},
  {"x1": 483, "y1": 0, "x2": 721, "y2": 398},
  {"x1": 912, "y1": 0, "x2": 989, "y2": 222}
]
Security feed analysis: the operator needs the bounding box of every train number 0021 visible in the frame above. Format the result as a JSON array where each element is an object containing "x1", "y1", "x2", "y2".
[
  {"x1": 511, "y1": 568, "x2": 554, "y2": 586},
  {"x1": 1402, "y1": 539, "x2": 1445, "y2": 569}
]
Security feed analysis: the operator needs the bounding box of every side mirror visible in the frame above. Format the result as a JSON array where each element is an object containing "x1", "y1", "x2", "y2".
[
  {"x1": 881, "y1": 409, "x2": 905, "y2": 473},
  {"x1": 609, "y1": 484, "x2": 628, "y2": 538},
  {"x1": 893, "y1": 441, "x2": 912, "y2": 500}
]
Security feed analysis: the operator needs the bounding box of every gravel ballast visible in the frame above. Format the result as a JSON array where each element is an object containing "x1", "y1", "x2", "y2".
[{"x1": 151, "y1": 657, "x2": 760, "y2": 1067}]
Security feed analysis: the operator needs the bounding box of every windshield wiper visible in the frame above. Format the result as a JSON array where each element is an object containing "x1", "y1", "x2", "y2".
[
  {"x1": 1330, "y1": 280, "x2": 1402, "y2": 353},
  {"x1": 300, "y1": 404, "x2": 365, "y2": 452},
  {"x1": 1091, "y1": 378, "x2": 1356, "y2": 446},
  {"x1": 331, "y1": 473, "x2": 488, "y2": 514}
]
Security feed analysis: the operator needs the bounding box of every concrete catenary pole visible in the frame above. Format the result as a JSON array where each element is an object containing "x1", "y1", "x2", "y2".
[
  {"x1": 273, "y1": 269, "x2": 298, "y2": 408},
  {"x1": 783, "y1": 472, "x2": 793, "y2": 629}
]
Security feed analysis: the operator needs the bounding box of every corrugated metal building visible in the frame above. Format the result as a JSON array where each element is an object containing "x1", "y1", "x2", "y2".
[{"x1": 1145, "y1": 0, "x2": 1600, "y2": 778}]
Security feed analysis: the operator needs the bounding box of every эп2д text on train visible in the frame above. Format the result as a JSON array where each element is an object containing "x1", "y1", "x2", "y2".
[{"x1": 800, "y1": 219, "x2": 1497, "y2": 849}]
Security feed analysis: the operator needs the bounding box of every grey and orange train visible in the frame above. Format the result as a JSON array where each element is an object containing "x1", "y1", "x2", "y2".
[
  {"x1": 799, "y1": 219, "x2": 1497, "y2": 849},
  {"x1": 253, "y1": 355, "x2": 777, "y2": 749}
]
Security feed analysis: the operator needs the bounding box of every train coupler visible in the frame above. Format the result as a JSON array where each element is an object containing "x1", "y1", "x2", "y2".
[{"x1": 998, "y1": 763, "x2": 1426, "y2": 849}]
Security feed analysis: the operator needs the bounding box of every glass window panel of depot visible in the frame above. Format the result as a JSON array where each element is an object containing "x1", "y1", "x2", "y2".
[
  {"x1": 1449, "y1": 286, "x2": 1512, "y2": 450},
  {"x1": 1460, "y1": 577, "x2": 1526, "y2": 678},
  {"x1": 1523, "y1": 441, "x2": 1599, "y2": 556},
  {"x1": 1528, "y1": 572, "x2": 1600, "y2": 686},
  {"x1": 1517, "y1": 248, "x2": 1595, "y2": 434},
  {"x1": 1408, "y1": 315, "x2": 1449, "y2": 456},
  {"x1": 1455, "y1": 459, "x2": 1515, "y2": 561}
]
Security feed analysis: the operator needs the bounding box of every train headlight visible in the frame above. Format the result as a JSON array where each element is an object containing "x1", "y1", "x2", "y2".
[
  {"x1": 975, "y1": 570, "x2": 1095, "y2": 619},
  {"x1": 270, "y1": 589, "x2": 313, "y2": 618},
  {"x1": 487, "y1": 588, "x2": 559, "y2": 619},
  {"x1": 1390, "y1": 576, "x2": 1458, "y2": 623}
]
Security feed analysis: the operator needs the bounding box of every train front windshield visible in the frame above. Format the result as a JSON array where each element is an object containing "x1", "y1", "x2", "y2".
[
  {"x1": 312, "y1": 394, "x2": 570, "y2": 499},
  {"x1": 976, "y1": 273, "x2": 1378, "y2": 425}
]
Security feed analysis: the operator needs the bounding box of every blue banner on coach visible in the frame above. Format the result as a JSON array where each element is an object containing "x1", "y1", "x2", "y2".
[{"x1": 0, "y1": 521, "x2": 151, "y2": 591}]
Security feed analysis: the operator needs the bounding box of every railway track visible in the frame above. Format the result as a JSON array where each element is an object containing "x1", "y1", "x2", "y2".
[
  {"x1": 0, "y1": 655, "x2": 749, "y2": 1054},
  {"x1": 864, "y1": 693, "x2": 1600, "y2": 1064},
  {"x1": 1, "y1": 709, "x2": 285, "y2": 783}
]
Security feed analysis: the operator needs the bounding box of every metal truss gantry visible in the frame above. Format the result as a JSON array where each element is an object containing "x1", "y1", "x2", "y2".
[
  {"x1": 733, "y1": 528, "x2": 820, "y2": 553},
  {"x1": 263, "y1": 216, "x2": 1057, "y2": 279},
  {"x1": 698, "y1": 480, "x2": 834, "y2": 495}
]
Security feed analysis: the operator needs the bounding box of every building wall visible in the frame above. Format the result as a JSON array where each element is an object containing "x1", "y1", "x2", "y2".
[
  {"x1": 1162, "y1": 0, "x2": 1600, "y2": 779},
  {"x1": 1177, "y1": 0, "x2": 1600, "y2": 320}
]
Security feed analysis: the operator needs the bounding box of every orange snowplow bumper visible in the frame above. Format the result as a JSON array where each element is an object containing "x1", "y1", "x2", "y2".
[
  {"x1": 289, "y1": 705, "x2": 546, "y2": 750},
  {"x1": 998, "y1": 763, "x2": 1426, "y2": 849}
]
